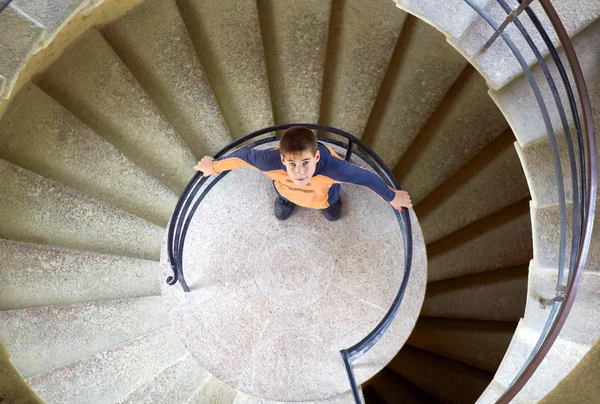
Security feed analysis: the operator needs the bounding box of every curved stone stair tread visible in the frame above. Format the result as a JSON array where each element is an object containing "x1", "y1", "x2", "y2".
[
  {"x1": 364, "y1": 16, "x2": 468, "y2": 168},
  {"x1": 421, "y1": 265, "x2": 528, "y2": 322},
  {"x1": 416, "y1": 131, "x2": 529, "y2": 243},
  {"x1": 257, "y1": 0, "x2": 330, "y2": 125},
  {"x1": 0, "y1": 82, "x2": 177, "y2": 227},
  {"x1": 393, "y1": 66, "x2": 509, "y2": 204},
  {"x1": 369, "y1": 368, "x2": 441, "y2": 404},
  {"x1": 484, "y1": 321, "x2": 593, "y2": 403},
  {"x1": 0, "y1": 239, "x2": 161, "y2": 311},
  {"x1": 449, "y1": 0, "x2": 600, "y2": 91},
  {"x1": 0, "y1": 159, "x2": 163, "y2": 261},
  {"x1": 176, "y1": 0, "x2": 273, "y2": 138},
  {"x1": 406, "y1": 317, "x2": 518, "y2": 373},
  {"x1": 232, "y1": 390, "x2": 364, "y2": 404},
  {"x1": 12, "y1": 0, "x2": 89, "y2": 45},
  {"x1": 102, "y1": 0, "x2": 232, "y2": 158},
  {"x1": 186, "y1": 374, "x2": 238, "y2": 404},
  {"x1": 393, "y1": 0, "x2": 480, "y2": 40},
  {"x1": 426, "y1": 199, "x2": 532, "y2": 282},
  {"x1": 0, "y1": 4, "x2": 45, "y2": 99},
  {"x1": 117, "y1": 353, "x2": 208, "y2": 404},
  {"x1": 490, "y1": 15, "x2": 600, "y2": 148},
  {"x1": 387, "y1": 345, "x2": 494, "y2": 404},
  {"x1": 318, "y1": 0, "x2": 407, "y2": 137},
  {"x1": 0, "y1": 296, "x2": 169, "y2": 378},
  {"x1": 35, "y1": 28, "x2": 196, "y2": 195},
  {"x1": 477, "y1": 380, "x2": 532, "y2": 404},
  {"x1": 24, "y1": 326, "x2": 185, "y2": 404}
]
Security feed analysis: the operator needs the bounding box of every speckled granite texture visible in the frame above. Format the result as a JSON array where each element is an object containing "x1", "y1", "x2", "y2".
[{"x1": 161, "y1": 144, "x2": 427, "y2": 401}]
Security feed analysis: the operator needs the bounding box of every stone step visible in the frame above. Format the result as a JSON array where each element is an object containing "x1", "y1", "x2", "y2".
[
  {"x1": 363, "y1": 16, "x2": 467, "y2": 168},
  {"x1": 416, "y1": 130, "x2": 529, "y2": 242},
  {"x1": 185, "y1": 374, "x2": 237, "y2": 404},
  {"x1": 36, "y1": 29, "x2": 196, "y2": 195},
  {"x1": 0, "y1": 4, "x2": 45, "y2": 99},
  {"x1": 489, "y1": 16, "x2": 600, "y2": 147},
  {"x1": 0, "y1": 239, "x2": 160, "y2": 311},
  {"x1": 407, "y1": 317, "x2": 517, "y2": 373},
  {"x1": 177, "y1": 0, "x2": 273, "y2": 138},
  {"x1": 393, "y1": 0, "x2": 479, "y2": 40},
  {"x1": 393, "y1": 66, "x2": 508, "y2": 204},
  {"x1": 12, "y1": 0, "x2": 88, "y2": 46},
  {"x1": 531, "y1": 202, "x2": 600, "y2": 272},
  {"x1": 0, "y1": 296, "x2": 170, "y2": 378},
  {"x1": 0, "y1": 159, "x2": 163, "y2": 261},
  {"x1": 388, "y1": 345, "x2": 493, "y2": 404},
  {"x1": 0, "y1": 347, "x2": 44, "y2": 404},
  {"x1": 102, "y1": 0, "x2": 231, "y2": 158},
  {"x1": 256, "y1": 0, "x2": 331, "y2": 124},
  {"x1": 451, "y1": 0, "x2": 600, "y2": 91},
  {"x1": 421, "y1": 265, "x2": 528, "y2": 322},
  {"x1": 523, "y1": 266, "x2": 600, "y2": 348},
  {"x1": 25, "y1": 326, "x2": 185, "y2": 404},
  {"x1": 370, "y1": 368, "x2": 441, "y2": 404},
  {"x1": 477, "y1": 380, "x2": 531, "y2": 404},
  {"x1": 489, "y1": 321, "x2": 591, "y2": 403},
  {"x1": 426, "y1": 199, "x2": 532, "y2": 281},
  {"x1": 0, "y1": 82, "x2": 177, "y2": 227},
  {"x1": 318, "y1": 0, "x2": 407, "y2": 137},
  {"x1": 118, "y1": 353, "x2": 208, "y2": 404},
  {"x1": 232, "y1": 390, "x2": 364, "y2": 404}
]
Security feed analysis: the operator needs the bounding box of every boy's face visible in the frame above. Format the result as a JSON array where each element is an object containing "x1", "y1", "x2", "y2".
[{"x1": 281, "y1": 149, "x2": 321, "y2": 186}]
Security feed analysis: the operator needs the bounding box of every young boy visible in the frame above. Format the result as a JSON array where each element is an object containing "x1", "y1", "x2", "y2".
[{"x1": 194, "y1": 126, "x2": 412, "y2": 221}]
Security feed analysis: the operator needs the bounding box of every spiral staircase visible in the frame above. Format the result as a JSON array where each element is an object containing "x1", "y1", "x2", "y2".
[{"x1": 0, "y1": 0, "x2": 598, "y2": 403}]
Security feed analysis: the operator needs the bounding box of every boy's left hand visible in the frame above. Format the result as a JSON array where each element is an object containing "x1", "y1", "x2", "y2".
[{"x1": 390, "y1": 190, "x2": 412, "y2": 211}]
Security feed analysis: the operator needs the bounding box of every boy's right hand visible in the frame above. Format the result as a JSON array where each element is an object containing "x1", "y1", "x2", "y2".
[{"x1": 194, "y1": 156, "x2": 217, "y2": 177}]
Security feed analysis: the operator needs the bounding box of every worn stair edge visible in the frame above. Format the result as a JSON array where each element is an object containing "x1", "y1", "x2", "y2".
[
  {"x1": 421, "y1": 265, "x2": 528, "y2": 322},
  {"x1": 118, "y1": 353, "x2": 209, "y2": 404},
  {"x1": 407, "y1": 316, "x2": 517, "y2": 373},
  {"x1": 318, "y1": 0, "x2": 407, "y2": 138},
  {"x1": 176, "y1": 0, "x2": 274, "y2": 138},
  {"x1": 185, "y1": 374, "x2": 238, "y2": 404},
  {"x1": 389, "y1": 345, "x2": 493, "y2": 404},
  {"x1": 257, "y1": 0, "x2": 332, "y2": 125},
  {"x1": 0, "y1": 4, "x2": 45, "y2": 100},
  {"x1": 36, "y1": 28, "x2": 197, "y2": 195},
  {"x1": 393, "y1": 65, "x2": 509, "y2": 205},
  {"x1": 426, "y1": 198, "x2": 532, "y2": 282},
  {"x1": 0, "y1": 239, "x2": 161, "y2": 311},
  {"x1": 0, "y1": 296, "x2": 170, "y2": 378},
  {"x1": 416, "y1": 131, "x2": 529, "y2": 243},
  {"x1": 25, "y1": 326, "x2": 186, "y2": 404},
  {"x1": 490, "y1": 321, "x2": 592, "y2": 403},
  {"x1": 0, "y1": 159, "x2": 164, "y2": 261},
  {"x1": 102, "y1": 0, "x2": 232, "y2": 158},
  {"x1": 489, "y1": 16, "x2": 600, "y2": 148},
  {"x1": 0, "y1": 82, "x2": 177, "y2": 227},
  {"x1": 363, "y1": 16, "x2": 468, "y2": 169}
]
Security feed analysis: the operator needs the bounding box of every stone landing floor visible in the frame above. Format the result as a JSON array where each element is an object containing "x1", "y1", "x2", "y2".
[{"x1": 160, "y1": 147, "x2": 427, "y2": 401}]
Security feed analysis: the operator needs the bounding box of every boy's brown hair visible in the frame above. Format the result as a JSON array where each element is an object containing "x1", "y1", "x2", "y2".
[{"x1": 279, "y1": 126, "x2": 318, "y2": 158}]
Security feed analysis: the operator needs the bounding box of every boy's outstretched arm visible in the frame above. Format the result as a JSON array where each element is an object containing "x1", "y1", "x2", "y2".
[
  {"x1": 329, "y1": 159, "x2": 413, "y2": 211},
  {"x1": 194, "y1": 149, "x2": 278, "y2": 177}
]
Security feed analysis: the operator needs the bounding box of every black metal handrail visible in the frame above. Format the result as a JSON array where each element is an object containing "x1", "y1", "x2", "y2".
[
  {"x1": 166, "y1": 123, "x2": 413, "y2": 402},
  {"x1": 0, "y1": 0, "x2": 13, "y2": 14},
  {"x1": 461, "y1": 0, "x2": 596, "y2": 402}
]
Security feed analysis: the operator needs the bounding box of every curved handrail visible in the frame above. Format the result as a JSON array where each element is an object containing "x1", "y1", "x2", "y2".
[
  {"x1": 0, "y1": 0, "x2": 13, "y2": 14},
  {"x1": 166, "y1": 124, "x2": 413, "y2": 403},
  {"x1": 461, "y1": 0, "x2": 596, "y2": 402}
]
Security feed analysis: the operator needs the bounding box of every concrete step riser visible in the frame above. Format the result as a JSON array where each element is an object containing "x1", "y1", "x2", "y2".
[
  {"x1": 102, "y1": 0, "x2": 232, "y2": 158},
  {"x1": 0, "y1": 296, "x2": 170, "y2": 378},
  {"x1": 26, "y1": 327, "x2": 186, "y2": 404},
  {"x1": 177, "y1": 0, "x2": 273, "y2": 138},
  {"x1": 0, "y1": 160, "x2": 163, "y2": 261},
  {"x1": 0, "y1": 239, "x2": 161, "y2": 311},
  {"x1": 36, "y1": 29, "x2": 197, "y2": 195},
  {"x1": 257, "y1": 0, "x2": 331, "y2": 125},
  {"x1": 319, "y1": 0, "x2": 407, "y2": 137},
  {"x1": 0, "y1": 82, "x2": 176, "y2": 227}
]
